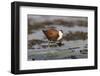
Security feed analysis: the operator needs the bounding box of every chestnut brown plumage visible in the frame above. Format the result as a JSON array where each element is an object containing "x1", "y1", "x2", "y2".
[{"x1": 42, "y1": 28, "x2": 63, "y2": 47}]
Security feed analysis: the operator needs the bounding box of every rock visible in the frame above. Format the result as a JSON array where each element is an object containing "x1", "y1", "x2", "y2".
[
  {"x1": 32, "y1": 58, "x2": 35, "y2": 60},
  {"x1": 80, "y1": 49, "x2": 87, "y2": 54},
  {"x1": 70, "y1": 56, "x2": 77, "y2": 59}
]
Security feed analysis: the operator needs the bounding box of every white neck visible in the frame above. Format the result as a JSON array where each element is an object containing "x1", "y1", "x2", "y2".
[{"x1": 57, "y1": 31, "x2": 63, "y2": 40}]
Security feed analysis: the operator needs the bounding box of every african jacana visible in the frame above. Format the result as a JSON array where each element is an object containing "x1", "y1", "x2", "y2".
[{"x1": 42, "y1": 28, "x2": 63, "y2": 47}]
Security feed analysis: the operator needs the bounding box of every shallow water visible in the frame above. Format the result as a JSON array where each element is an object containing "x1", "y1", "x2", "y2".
[{"x1": 28, "y1": 40, "x2": 87, "y2": 60}]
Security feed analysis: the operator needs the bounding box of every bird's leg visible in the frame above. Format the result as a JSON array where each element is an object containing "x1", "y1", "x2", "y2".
[
  {"x1": 59, "y1": 40, "x2": 62, "y2": 44},
  {"x1": 52, "y1": 41, "x2": 57, "y2": 47},
  {"x1": 55, "y1": 41, "x2": 58, "y2": 46},
  {"x1": 48, "y1": 40, "x2": 50, "y2": 47},
  {"x1": 51, "y1": 41, "x2": 55, "y2": 46}
]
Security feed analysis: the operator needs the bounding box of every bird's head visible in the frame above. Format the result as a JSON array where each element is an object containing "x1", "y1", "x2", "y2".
[{"x1": 59, "y1": 30, "x2": 63, "y2": 33}]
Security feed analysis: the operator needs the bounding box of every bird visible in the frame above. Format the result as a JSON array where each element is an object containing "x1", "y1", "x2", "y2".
[{"x1": 42, "y1": 28, "x2": 63, "y2": 47}]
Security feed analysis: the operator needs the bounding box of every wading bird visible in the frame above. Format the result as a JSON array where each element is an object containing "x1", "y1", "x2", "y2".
[{"x1": 42, "y1": 28, "x2": 63, "y2": 47}]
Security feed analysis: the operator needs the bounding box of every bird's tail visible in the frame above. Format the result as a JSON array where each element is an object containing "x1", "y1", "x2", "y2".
[{"x1": 42, "y1": 30, "x2": 47, "y2": 35}]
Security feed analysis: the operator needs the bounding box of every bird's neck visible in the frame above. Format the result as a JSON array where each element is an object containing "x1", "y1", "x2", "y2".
[{"x1": 57, "y1": 31, "x2": 63, "y2": 40}]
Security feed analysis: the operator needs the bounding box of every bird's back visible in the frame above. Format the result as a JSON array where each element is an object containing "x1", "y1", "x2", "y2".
[{"x1": 42, "y1": 28, "x2": 59, "y2": 41}]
